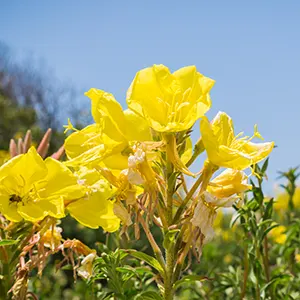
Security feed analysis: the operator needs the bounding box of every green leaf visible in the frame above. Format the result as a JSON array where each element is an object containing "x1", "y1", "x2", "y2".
[
  {"x1": 261, "y1": 158, "x2": 269, "y2": 174},
  {"x1": 174, "y1": 275, "x2": 210, "y2": 290},
  {"x1": 0, "y1": 239, "x2": 18, "y2": 246},
  {"x1": 127, "y1": 250, "x2": 164, "y2": 274},
  {"x1": 134, "y1": 291, "x2": 163, "y2": 300},
  {"x1": 163, "y1": 229, "x2": 180, "y2": 250},
  {"x1": 260, "y1": 274, "x2": 291, "y2": 294},
  {"x1": 262, "y1": 198, "x2": 274, "y2": 220},
  {"x1": 260, "y1": 224, "x2": 280, "y2": 242}
]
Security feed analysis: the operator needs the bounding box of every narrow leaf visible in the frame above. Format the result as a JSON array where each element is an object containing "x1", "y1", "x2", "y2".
[
  {"x1": 127, "y1": 250, "x2": 164, "y2": 274},
  {"x1": 174, "y1": 275, "x2": 210, "y2": 290},
  {"x1": 0, "y1": 239, "x2": 18, "y2": 246}
]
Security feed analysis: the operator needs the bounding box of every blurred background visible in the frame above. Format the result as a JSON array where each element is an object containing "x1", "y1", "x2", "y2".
[
  {"x1": 0, "y1": 2, "x2": 300, "y2": 298},
  {"x1": 1, "y1": 1, "x2": 300, "y2": 190}
]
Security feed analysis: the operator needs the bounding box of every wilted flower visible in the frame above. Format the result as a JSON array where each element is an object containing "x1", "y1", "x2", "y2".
[
  {"x1": 200, "y1": 111, "x2": 274, "y2": 170},
  {"x1": 113, "y1": 201, "x2": 132, "y2": 226},
  {"x1": 41, "y1": 226, "x2": 63, "y2": 250},
  {"x1": 77, "y1": 252, "x2": 97, "y2": 279},
  {"x1": 191, "y1": 197, "x2": 217, "y2": 243},
  {"x1": 127, "y1": 64, "x2": 214, "y2": 132}
]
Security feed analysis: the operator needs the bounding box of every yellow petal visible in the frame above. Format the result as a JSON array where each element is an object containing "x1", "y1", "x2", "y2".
[
  {"x1": 181, "y1": 137, "x2": 193, "y2": 164},
  {"x1": 200, "y1": 116, "x2": 222, "y2": 164},
  {"x1": 234, "y1": 140, "x2": 274, "y2": 166},
  {"x1": 17, "y1": 201, "x2": 49, "y2": 222},
  {"x1": 98, "y1": 201, "x2": 121, "y2": 232},
  {"x1": 64, "y1": 123, "x2": 128, "y2": 168},
  {"x1": 0, "y1": 155, "x2": 23, "y2": 181},
  {"x1": 85, "y1": 88, "x2": 126, "y2": 139},
  {"x1": 0, "y1": 147, "x2": 47, "y2": 194},
  {"x1": 124, "y1": 109, "x2": 152, "y2": 142},
  {"x1": 67, "y1": 180, "x2": 119, "y2": 231},
  {"x1": 0, "y1": 194, "x2": 22, "y2": 222},
  {"x1": 127, "y1": 65, "x2": 170, "y2": 130},
  {"x1": 102, "y1": 153, "x2": 128, "y2": 170},
  {"x1": 208, "y1": 169, "x2": 251, "y2": 198},
  {"x1": 64, "y1": 124, "x2": 103, "y2": 160},
  {"x1": 210, "y1": 112, "x2": 234, "y2": 146},
  {"x1": 40, "y1": 158, "x2": 85, "y2": 200}
]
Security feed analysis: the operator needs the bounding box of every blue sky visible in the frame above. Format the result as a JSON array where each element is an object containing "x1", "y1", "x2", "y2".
[{"x1": 1, "y1": 1, "x2": 300, "y2": 192}]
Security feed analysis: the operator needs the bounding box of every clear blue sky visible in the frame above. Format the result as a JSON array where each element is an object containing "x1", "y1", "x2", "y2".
[{"x1": 1, "y1": 1, "x2": 300, "y2": 192}]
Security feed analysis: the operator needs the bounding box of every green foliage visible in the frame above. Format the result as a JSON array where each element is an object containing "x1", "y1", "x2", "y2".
[
  {"x1": 88, "y1": 248, "x2": 157, "y2": 300},
  {"x1": 0, "y1": 95, "x2": 37, "y2": 149}
]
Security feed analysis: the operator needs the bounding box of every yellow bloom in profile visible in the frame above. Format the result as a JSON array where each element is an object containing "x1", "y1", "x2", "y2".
[
  {"x1": 126, "y1": 64, "x2": 215, "y2": 132},
  {"x1": 64, "y1": 89, "x2": 152, "y2": 169},
  {"x1": 269, "y1": 225, "x2": 287, "y2": 244},
  {"x1": 200, "y1": 112, "x2": 274, "y2": 170},
  {"x1": 66, "y1": 167, "x2": 120, "y2": 232},
  {"x1": 208, "y1": 169, "x2": 251, "y2": 199},
  {"x1": 0, "y1": 147, "x2": 84, "y2": 223}
]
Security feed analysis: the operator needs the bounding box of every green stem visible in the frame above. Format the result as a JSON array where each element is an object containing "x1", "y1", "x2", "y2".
[
  {"x1": 186, "y1": 137, "x2": 205, "y2": 168},
  {"x1": 139, "y1": 217, "x2": 166, "y2": 272},
  {"x1": 164, "y1": 245, "x2": 175, "y2": 300},
  {"x1": 166, "y1": 160, "x2": 174, "y2": 226},
  {"x1": 241, "y1": 242, "x2": 249, "y2": 299},
  {"x1": 173, "y1": 173, "x2": 203, "y2": 224}
]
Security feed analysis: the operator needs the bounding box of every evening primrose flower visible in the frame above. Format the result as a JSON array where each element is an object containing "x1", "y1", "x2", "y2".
[
  {"x1": 0, "y1": 147, "x2": 84, "y2": 223},
  {"x1": 208, "y1": 169, "x2": 251, "y2": 199},
  {"x1": 66, "y1": 167, "x2": 120, "y2": 232},
  {"x1": 64, "y1": 89, "x2": 152, "y2": 169},
  {"x1": 274, "y1": 187, "x2": 300, "y2": 212},
  {"x1": 126, "y1": 64, "x2": 214, "y2": 132},
  {"x1": 200, "y1": 112, "x2": 274, "y2": 170},
  {"x1": 269, "y1": 225, "x2": 287, "y2": 244}
]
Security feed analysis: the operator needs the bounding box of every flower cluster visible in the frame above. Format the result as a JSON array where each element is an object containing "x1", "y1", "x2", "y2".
[{"x1": 0, "y1": 64, "x2": 274, "y2": 251}]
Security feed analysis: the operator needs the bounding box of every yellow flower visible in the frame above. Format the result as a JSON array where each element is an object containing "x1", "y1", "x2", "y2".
[
  {"x1": 208, "y1": 169, "x2": 251, "y2": 199},
  {"x1": 269, "y1": 225, "x2": 287, "y2": 244},
  {"x1": 224, "y1": 254, "x2": 233, "y2": 264},
  {"x1": 66, "y1": 167, "x2": 120, "y2": 232},
  {"x1": 0, "y1": 147, "x2": 84, "y2": 223},
  {"x1": 295, "y1": 254, "x2": 300, "y2": 263},
  {"x1": 64, "y1": 89, "x2": 151, "y2": 169},
  {"x1": 274, "y1": 187, "x2": 300, "y2": 212},
  {"x1": 200, "y1": 112, "x2": 274, "y2": 170},
  {"x1": 126, "y1": 64, "x2": 214, "y2": 132}
]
